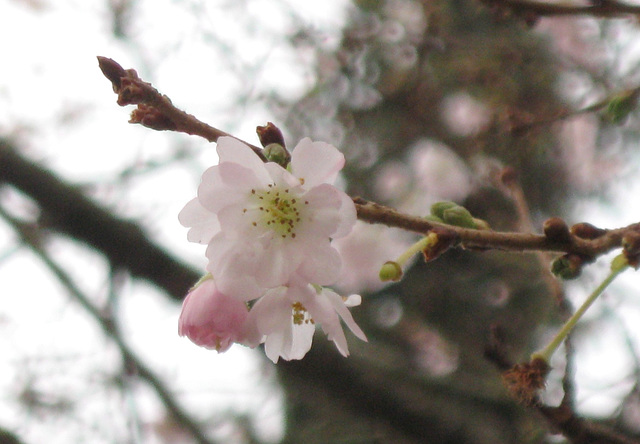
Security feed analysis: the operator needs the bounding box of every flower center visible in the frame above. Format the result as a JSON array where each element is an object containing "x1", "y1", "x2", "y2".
[
  {"x1": 250, "y1": 184, "x2": 308, "y2": 239},
  {"x1": 292, "y1": 302, "x2": 314, "y2": 326}
]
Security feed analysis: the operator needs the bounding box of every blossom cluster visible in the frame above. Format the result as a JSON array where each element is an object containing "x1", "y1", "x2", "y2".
[{"x1": 178, "y1": 136, "x2": 367, "y2": 362}]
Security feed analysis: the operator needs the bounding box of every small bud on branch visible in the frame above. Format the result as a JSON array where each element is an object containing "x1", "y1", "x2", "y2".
[
  {"x1": 97, "y1": 56, "x2": 267, "y2": 161},
  {"x1": 543, "y1": 217, "x2": 571, "y2": 244},
  {"x1": 570, "y1": 222, "x2": 607, "y2": 240},
  {"x1": 256, "y1": 122, "x2": 286, "y2": 148},
  {"x1": 551, "y1": 253, "x2": 590, "y2": 280}
]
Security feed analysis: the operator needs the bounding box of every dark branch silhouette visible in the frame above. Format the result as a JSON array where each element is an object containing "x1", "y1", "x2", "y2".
[{"x1": 0, "y1": 138, "x2": 199, "y2": 301}]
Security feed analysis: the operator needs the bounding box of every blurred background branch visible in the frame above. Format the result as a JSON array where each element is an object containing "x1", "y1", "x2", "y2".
[{"x1": 0, "y1": 205, "x2": 216, "y2": 444}]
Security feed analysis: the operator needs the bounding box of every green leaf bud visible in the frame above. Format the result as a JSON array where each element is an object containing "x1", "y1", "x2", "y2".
[
  {"x1": 442, "y1": 206, "x2": 477, "y2": 229},
  {"x1": 263, "y1": 143, "x2": 291, "y2": 168},
  {"x1": 424, "y1": 214, "x2": 444, "y2": 224},
  {"x1": 472, "y1": 218, "x2": 491, "y2": 231},
  {"x1": 604, "y1": 89, "x2": 640, "y2": 125},
  {"x1": 551, "y1": 254, "x2": 585, "y2": 280},
  {"x1": 611, "y1": 253, "x2": 630, "y2": 272},
  {"x1": 430, "y1": 201, "x2": 459, "y2": 220}
]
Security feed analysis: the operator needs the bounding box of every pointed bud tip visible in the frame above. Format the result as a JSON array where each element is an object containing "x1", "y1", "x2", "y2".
[
  {"x1": 97, "y1": 56, "x2": 126, "y2": 90},
  {"x1": 256, "y1": 122, "x2": 286, "y2": 148}
]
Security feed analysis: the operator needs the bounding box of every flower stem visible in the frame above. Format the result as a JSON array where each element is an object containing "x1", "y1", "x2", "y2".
[
  {"x1": 532, "y1": 255, "x2": 629, "y2": 363},
  {"x1": 397, "y1": 233, "x2": 437, "y2": 266}
]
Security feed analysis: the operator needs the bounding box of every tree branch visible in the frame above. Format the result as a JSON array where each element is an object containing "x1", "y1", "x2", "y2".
[
  {"x1": 354, "y1": 197, "x2": 638, "y2": 258},
  {"x1": 481, "y1": 0, "x2": 640, "y2": 18},
  {"x1": 485, "y1": 329, "x2": 640, "y2": 444},
  {"x1": 95, "y1": 55, "x2": 640, "y2": 272},
  {"x1": 0, "y1": 139, "x2": 199, "y2": 301},
  {"x1": 0, "y1": 206, "x2": 218, "y2": 444},
  {"x1": 97, "y1": 56, "x2": 267, "y2": 161},
  {"x1": 95, "y1": 57, "x2": 640, "y2": 263}
]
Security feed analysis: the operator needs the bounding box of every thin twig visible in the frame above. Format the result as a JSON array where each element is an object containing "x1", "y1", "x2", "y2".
[
  {"x1": 492, "y1": 167, "x2": 567, "y2": 304},
  {"x1": 97, "y1": 56, "x2": 267, "y2": 162},
  {"x1": 353, "y1": 197, "x2": 638, "y2": 258}
]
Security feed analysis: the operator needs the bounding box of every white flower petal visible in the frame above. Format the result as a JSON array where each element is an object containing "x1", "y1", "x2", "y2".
[
  {"x1": 297, "y1": 286, "x2": 352, "y2": 356},
  {"x1": 333, "y1": 190, "x2": 357, "y2": 238},
  {"x1": 198, "y1": 162, "x2": 263, "y2": 213},
  {"x1": 290, "y1": 138, "x2": 345, "y2": 187},
  {"x1": 178, "y1": 198, "x2": 220, "y2": 244},
  {"x1": 254, "y1": 241, "x2": 304, "y2": 288},
  {"x1": 343, "y1": 294, "x2": 362, "y2": 307},
  {"x1": 264, "y1": 322, "x2": 314, "y2": 363},
  {"x1": 297, "y1": 243, "x2": 342, "y2": 285},
  {"x1": 251, "y1": 287, "x2": 290, "y2": 333},
  {"x1": 217, "y1": 136, "x2": 271, "y2": 183},
  {"x1": 263, "y1": 162, "x2": 300, "y2": 189},
  {"x1": 249, "y1": 288, "x2": 315, "y2": 362},
  {"x1": 324, "y1": 289, "x2": 367, "y2": 342},
  {"x1": 206, "y1": 235, "x2": 265, "y2": 301}
]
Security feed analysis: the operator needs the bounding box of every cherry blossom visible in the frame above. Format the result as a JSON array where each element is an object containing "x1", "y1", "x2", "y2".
[
  {"x1": 178, "y1": 277, "x2": 251, "y2": 352},
  {"x1": 178, "y1": 135, "x2": 367, "y2": 361},
  {"x1": 179, "y1": 136, "x2": 356, "y2": 300},
  {"x1": 245, "y1": 281, "x2": 367, "y2": 363}
]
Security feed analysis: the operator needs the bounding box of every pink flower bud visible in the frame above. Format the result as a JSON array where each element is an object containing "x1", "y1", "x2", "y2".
[{"x1": 178, "y1": 279, "x2": 249, "y2": 352}]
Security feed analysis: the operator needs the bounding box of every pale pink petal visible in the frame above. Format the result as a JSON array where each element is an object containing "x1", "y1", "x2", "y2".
[
  {"x1": 206, "y1": 235, "x2": 265, "y2": 301},
  {"x1": 247, "y1": 288, "x2": 315, "y2": 362},
  {"x1": 178, "y1": 279, "x2": 249, "y2": 352},
  {"x1": 343, "y1": 294, "x2": 362, "y2": 307},
  {"x1": 254, "y1": 241, "x2": 304, "y2": 288},
  {"x1": 323, "y1": 289, "x2": 367, "y2": 342},
  {"x1": 215, "y1": 202, "x2": 260, "y2": 236},
  {"x1": 250, "y1": 287, "x2": 290, "y2": 333},
  {"x1": 297, "y1": 243, "x2": 342, "y2": 285},
  {"x1": 216, "y1": 136, "x2": 271, "y2": 183},
  {"x1": 198, "y1": 163, "x2": 263, "y2": 213},
  {"x1": 178, "y1": 198, "x2": 220, "y2": 244},
  {"x1": 263, "y1": 162, "x2": 301, "y2": 189},
  {"x1": 290, "y1": 138, "x2": 345, "y2": 187},
  {"x1": 333, "y1": 190, "x2": 357, "y2": 238},
  {"x1": 299, "y1": 287, "x2": 349, "y2": 356},
  {"x1": 295, "y1": 185, "x2": 343, "y2": 238},
  {"x1": 264, "y1": 321, "x2": 315, "y2": 363}
]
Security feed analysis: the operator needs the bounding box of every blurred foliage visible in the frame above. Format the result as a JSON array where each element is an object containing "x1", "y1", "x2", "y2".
[{"x1": 274, "y1": 0, "x2": 594, "y2": 442}]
